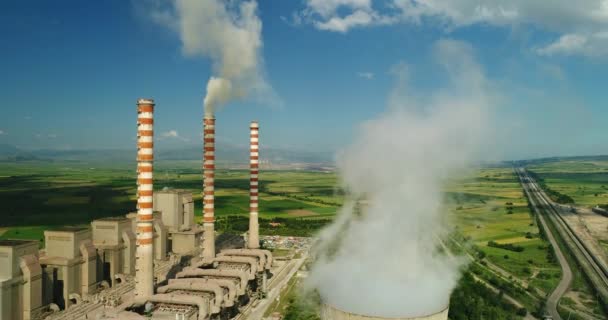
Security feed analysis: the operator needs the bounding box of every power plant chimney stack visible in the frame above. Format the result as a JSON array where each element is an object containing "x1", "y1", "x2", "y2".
[
  {"x1": 202, "y1": 116, "x2": 216, "y2": 259},
  {"x1": 135, "y1": 98, "x2": 155, "y2": 298},
  {"x1": 248, "y1": 121, "x2": 260, "y2": 249}
]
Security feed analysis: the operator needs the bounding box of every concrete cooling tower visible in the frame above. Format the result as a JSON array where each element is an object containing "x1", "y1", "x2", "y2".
[{"x1": 321, "y1": 304, "x2": 449, "y2": 320}]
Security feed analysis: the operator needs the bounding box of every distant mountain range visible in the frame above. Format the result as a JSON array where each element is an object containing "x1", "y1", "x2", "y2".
[{"x1": 0, "y1": 143, "x2": 334, "y2": 165}]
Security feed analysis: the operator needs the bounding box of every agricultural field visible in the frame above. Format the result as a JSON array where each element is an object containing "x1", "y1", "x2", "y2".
[
  {"x1": 446, "y1": 167, "x2": 562, "y2": 312},
  {"x1": 527, "y1": 157, "x2": 608, "y2": 207},
  {"x1": 0, "y1": 161, "x2": 556, "y2": 277},
  {"x1": 0, "y1": 160, "x2": 565, "y2": 318},
  {"x1": 0, "y1": 161, "x2": 341, "y2": 242}
]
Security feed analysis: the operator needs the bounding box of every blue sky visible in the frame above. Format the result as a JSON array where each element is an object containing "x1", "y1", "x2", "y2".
[{"x1": 1, "y1": 0, "x2": 607, "y2": 160}]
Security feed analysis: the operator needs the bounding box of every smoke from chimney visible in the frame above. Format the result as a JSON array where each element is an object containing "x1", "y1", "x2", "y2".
[
  {"x1": 308, "y1": 39, "x2": 494, "y2": 318},
  {"x1": 135, "y1": 98, "x2": 155, "y2": 298},
  {"x1": 146, "y1": 0, "x2": 275, "y2": 116}
]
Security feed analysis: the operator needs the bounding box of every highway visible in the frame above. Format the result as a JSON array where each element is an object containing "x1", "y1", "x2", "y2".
[{"x1": 516, "y1": 168, "x2": 608, "y2": 319}]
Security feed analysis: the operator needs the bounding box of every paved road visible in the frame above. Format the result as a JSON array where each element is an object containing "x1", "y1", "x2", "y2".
[
  {"x1": 521, "y1": 168, "x2": 608, "y2": 314},
  {"x1": 517, "y1": 168, "x2": 572, "y2": 320}
]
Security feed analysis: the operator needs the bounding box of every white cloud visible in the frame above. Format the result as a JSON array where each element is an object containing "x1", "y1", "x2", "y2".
[
  {"x1": 357, "y1": 71, "x2": 374, "y2": 79},
  {"x1": 34, "y1": 133, "x2": 58, "y2": 139},
  {"x1": 315, "y1": 10, "x2": 376, "y2": 32},
  {"x1": 293, "y1": 0, "x2": 381, "y2": 32},
  {"x1": 536, "y1": 32, "x2": 608, "y2": 57},
  {"x1": 162, "y1": 130, "x2": 179, "y2": 138},
  {"x1": 161, "y1": 130, "x2": 189, "y2": 142},
  {"x1": 307, "y1": 0, "x2": 372, "y2": 18},
  {"x1": 391, "y1": 0, "x2": 608, "y2": 31},
  {"x1": 294, "y1": 0, "x2": 608, "y2": 57},
  {"x1": 0, "y1": 130, "x2": 4, "y2": 135},
  {"x1": 280, "y1": 12, "x2": 303, "y2": 27}
]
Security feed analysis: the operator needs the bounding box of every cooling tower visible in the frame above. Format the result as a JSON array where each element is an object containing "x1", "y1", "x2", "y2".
[
  {"x1": 248, "y1": 121, "x2": 260, "y2": 249},
  {"x1": 321, "y1": 304, "x2": 449, "y2": 320},
  {"x1": 202, "y1": 116, "x2": 216, "y2": 259}
]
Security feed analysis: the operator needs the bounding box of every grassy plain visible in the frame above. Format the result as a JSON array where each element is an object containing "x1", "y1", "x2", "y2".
[
  {"x1": 527, "y1": 158, "x2": 608, "y2": 207},
  {"x1": 447, "y1": 167, "x2": 562, "y2": 306},
  {"x1": 0, "y1": 161, "x2": 555, "y2": 277},
  {"x1": 0, "y1": 161, "x2": 340, "y2": 242},
  {"x1": 0, "y1": 160, "x2": 579, "y2": 318},
  {"x1": 526, "y1": 158, "x2": 608, "y2": 318}
]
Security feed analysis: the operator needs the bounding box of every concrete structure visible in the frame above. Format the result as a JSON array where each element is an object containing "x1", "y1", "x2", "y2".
[
  {"x1": 91, "y1": 217, "x2": 136, "y2": 285},
  {"x1": 248, "y1": 121, "x2": 260, "y2": 249},
  {"x1": 40, "y1": 227, "x2": 95, "y2": 310},
  {"x1": 202, "y1": 116, "x2": 216, "y2": 259},
  {"x1": 172, "y1": 230, "x2": 201, "y2": 255},
  {"x1": 126, "y1": 212, "x2": 168, "y2": 261},
  {"x1": 135, "y1": 98, "x2": 155, "y2": 299},
  {"x1": 154, "y1": 189, "x2": 194, "y2": 232},
  {"x1": 153, "y1": 189, "x2": 202, "y2": 255},
  {"x1": 0, "y1": 240, "x2": 43, "y2": 320},
  {"x1": 320, "y1": 304, "x2": 449, "y2": 320}
]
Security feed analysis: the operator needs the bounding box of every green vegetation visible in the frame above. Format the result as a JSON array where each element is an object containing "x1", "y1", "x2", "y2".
[
  {"x1": 449, "y1": 272, "x2": 525, "y2": 320},
  {"x1": 0, "y1": 161, "x2": 341, "y2": 241},
  {"x1": 1, "y1": 160, "x2": 602, "y2": 318},
  {"x1": 526, "y1": 157, "x2": 608, "y2": 207},
  {"x1": 526, "y1": 170, "x2": 574, "y2": 204},
  {"x1": 264, "y1": 268, "x2": 320, "y2": 320},
  {"x1": 447, "y1": 167, "x2": 562, "y2": 298},
  {"x1": 539, "y1": 197, "x2": 607, "y2": 318},
  {"x1": 216, "y1": 215, "x2": 332, "y2": 237},
  {"x1": 487, "y1": 240, "x2": 525, "y2": 253},
  {"x1": 0, "y1": 225, "x2": 50, "y2": 247}
]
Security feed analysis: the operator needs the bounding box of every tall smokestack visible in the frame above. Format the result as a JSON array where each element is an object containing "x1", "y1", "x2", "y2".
[
  {"x1": 135, "y1": 98, "x2": 155, "y2": 298},
  {"x1": 248, "y1": 121, "x2": 260, "y2": 249},
  {"x1": 202, "y1": 116, "x2": 216, "y2": 259}
]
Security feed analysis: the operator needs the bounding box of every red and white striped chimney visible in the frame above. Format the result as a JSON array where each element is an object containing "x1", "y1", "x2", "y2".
[
  {"x1": 202, "y1": 116, "x2": 216, "y2": 259},
  {"x1": 135, "y1": 98, "x2": 155, "y2": 298},
  {"x1": 248, "y1": 121, "x2": 260, "y2": 249}
]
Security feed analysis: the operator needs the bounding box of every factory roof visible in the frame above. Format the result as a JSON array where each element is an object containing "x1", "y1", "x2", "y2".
[
  {"x1": 48, "y1": 226, "x2": 89, "y2": 232},
  {"x1": 96, "y1": 216, "x2": 129, "y2": 222},
  {"x1": 0, "y1": 239, "x2": 38, "y2": 247},
  {"x1": 156, "y1": 188, "x2": 189, "y2": 194}
]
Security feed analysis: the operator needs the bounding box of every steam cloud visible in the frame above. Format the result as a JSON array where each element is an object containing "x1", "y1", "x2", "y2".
[
  {"x1": 308, "y1": 39, "x2": 493, "y2": 318},
  {"x1": 149, "y1": 0, "x2": 273, "y2": 116}
]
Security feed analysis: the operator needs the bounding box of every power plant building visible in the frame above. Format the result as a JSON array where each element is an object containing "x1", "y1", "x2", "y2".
[
  {"x1": 0, "y1": 240, "x2": 43, "y2": 320},
  {"x1": 91, "y1": 217, "x2": 136, "y2": 286},
  {"x1": 0, "y1": 98, "x2": 275, "y2": 320},
  {"x1": 40, "y1": 227, "x2": 96, "y2": 310}
]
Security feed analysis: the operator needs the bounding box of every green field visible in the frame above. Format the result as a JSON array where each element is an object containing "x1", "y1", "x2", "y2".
[
  {"x1": 0, "y1": 160, "x2": 587, "y2": 318},
  {"x1": 446, "y1": 167, "x2": 562, "y2": 313},
  {"x1": 527, "y1": 158, "x2": 608, "y2": 207},
  {"x1": 524, "y1": 157, "x2": 608, "y2": 318},
  {"x1": 0, "y1": 161, "x2": 341, "y2": 240}
]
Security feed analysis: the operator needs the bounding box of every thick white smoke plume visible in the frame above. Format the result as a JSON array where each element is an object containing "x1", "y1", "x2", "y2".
[
  {"x1": 308, "y1": 39, "x2": 493, "y2": 318},
  {"x1": 148, "y1": 0, "x2": 273, "y2": 116}
]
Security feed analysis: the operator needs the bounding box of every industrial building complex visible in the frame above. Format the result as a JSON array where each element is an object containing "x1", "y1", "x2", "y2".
[
  {"x1": 0, "y1": 99, "x2": 275, "y2": 320},
  {"x1": 0, "y1": 98, "x2": 449, "y2": 320}
]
